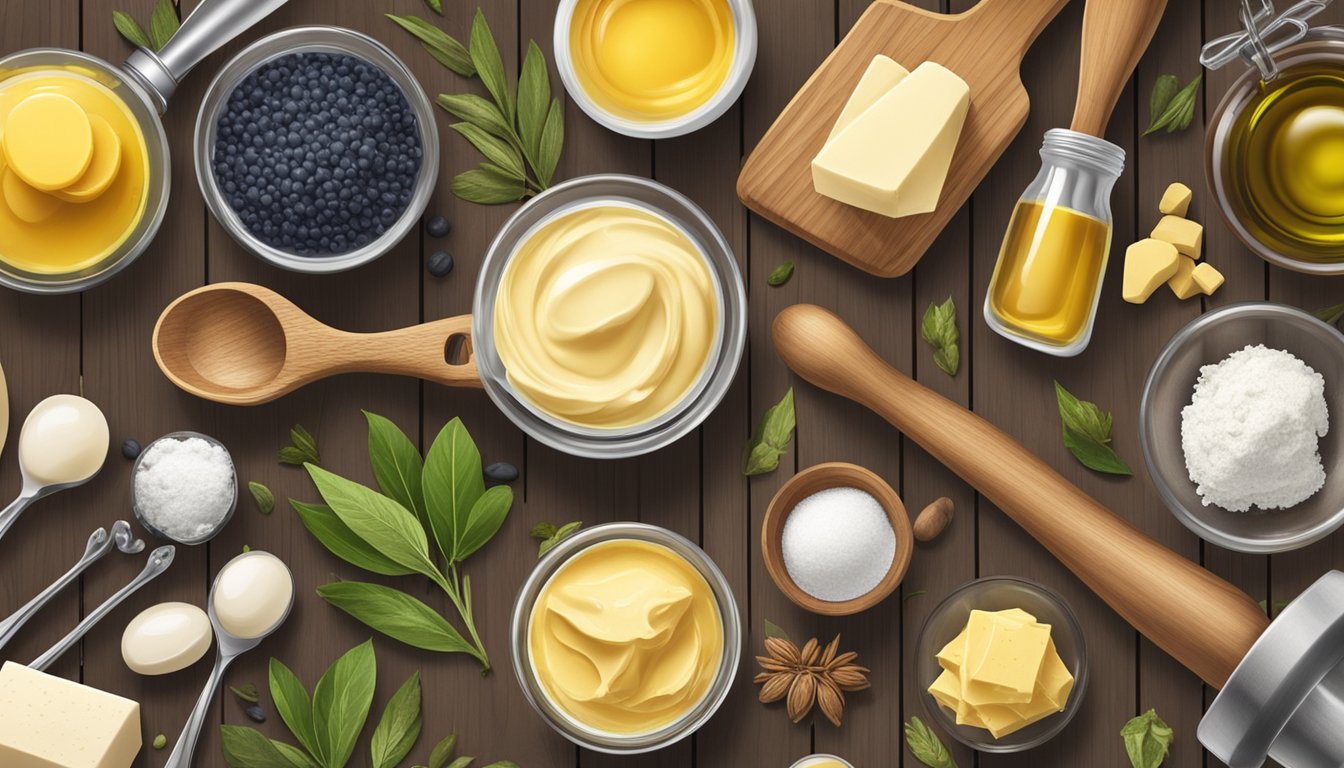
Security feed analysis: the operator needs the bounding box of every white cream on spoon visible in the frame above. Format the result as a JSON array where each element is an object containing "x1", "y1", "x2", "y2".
[
  {"x1": 0, "y1": 360, "x2": 9, "y2": 458},
  {"x1": 0, "y1": 394, "x2": 109, "y2": 543}
]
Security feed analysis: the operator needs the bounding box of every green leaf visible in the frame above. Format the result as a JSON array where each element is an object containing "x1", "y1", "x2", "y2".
[
  {"x1": 452, "y1": 166, "x2": 528, "y2": 204},
  {"x1": 370, "y1": 672, "x2": 423, "y2": 768},
  {"x1": 517, "y1": 41, "x2": 551, "y2": 169},
  {"x1": 422, "y1": 418, "x2": 486, "y2": 563},
  {"x1": 1054, "y1": 381, "x2": 1133, "y2": 476},
  {"x1": 1063, "y1": 425, "x2": 1134, "y2": 476},
  {"x1": 112, "y1": 11, "x2": 152, "y2": 49},
  {"x1": 268, "y1": 658, "x2": 321, "y2": 760},
  {"x1": 249, "y1": 481, "x2": 275, "y2": 515},
  {"x1": 428, "y1": 734, "x2": 458, "y2": 768},
  {"x1": 221, "y1": 726, "x2": 300, "y2": 768},
  {"x1": 1144, "y1": 74, "x2": 1201, "y2": 135},
  {"x1": 457, "y1": 485, "x2": 513, "y2": 560},
  {"x1": 1314, "y1": 302, "x2": 1344, "y2": 328},
  {"x1": 921, "y1": 297, "x2": 960, "y2": 376},
  {"x1": 1122, "y1": 709, "x2": 1174, "y2": 768},
  {"x1": 291, "y1": 425, "x2": 320, "y2": 464},
  {"x1": 436, "y1": 93, "x2": 515, "y2": 143},
  {"x1": 229, "y1": 683, "x2": 259, "y2": 704},
  {"x1": 278, "y1": 447, "x2": 309, "y2": 466},
  {"x1": 147, "y1": 0, "x2": 179, "y2": 51},
  {"x1": 762, "y1": 619, "x2": 789, "y2": 641},
  {"x1": 743, "y1": 388, "x2": 796, "y2": 476},
  {"x1": 317, "y1": 581, "x2": 475, "y2": 654},
  {"x1": 483, "y1": 763, "x2": 520, "y2": 768},
  {"x1": 767, "y1": 261, "x2": 795, "y2": 287},
  {"x1": 423, "y1": 0, "x2": 443, "y2": 14},
  {"x1": 538, "y1": 520, "x2": 582, "y2": 558},
  {"x1": 446, "y1": 759, "x2": 474, "y2": 768},
  {"x1": 365, "y1": 411, "x2": 426, "y2": 528},
  {"x1": 386, "y1": 14, "x2": 475, "y2": 77},
  {"x1": 535, "y1": 98, "x2": 564, "y2": 188},
  {"x1": 293, "y1": 500, "x2": 416, "y2": 577},
  {"x1": 905, "y1": 717, "x2": 957, "y2": 768},
  {"x1": 271, "y1": 741, "x2": 319, "y2": 768},
  {"x1": 529, "y1": 522, "x2": 557, "y2": 540},
  {"x1": 450, "y1": 123, "x2": 525, "y2": 180},
  {"x1": 469, "y1": 9, "x2": 514, "y2": 124},
  {"x1": 305, "y1": 465, "x2": 446, "y2": 588},
  {"x1": 312, "y1": 639, "x2": 377, "y2": 768},
  {"x1": 1148, "y1": 74, "x2": 1179, "y2": 122}
]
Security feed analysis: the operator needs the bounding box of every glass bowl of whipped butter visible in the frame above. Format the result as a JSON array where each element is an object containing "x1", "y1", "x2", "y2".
[
  {"x1": 475, "y1": 174, "x2": 746, "y2": 459},
  {"x1": 510, "y1": 522, "x2": 742, "y2": 753}
]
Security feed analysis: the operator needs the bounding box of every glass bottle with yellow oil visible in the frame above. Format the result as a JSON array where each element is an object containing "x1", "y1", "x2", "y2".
[{"x1": 984, "y1": 129, "x2": 1125, "y2": 356}]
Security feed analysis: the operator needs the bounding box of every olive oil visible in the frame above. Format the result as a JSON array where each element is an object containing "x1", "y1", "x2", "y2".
[
  {"x1": 1227, "y1": 63, "x2": 1344, "y2": 262},
  {"x1": 986, "y1": 201, "x2": 1112, "y2": 347}
]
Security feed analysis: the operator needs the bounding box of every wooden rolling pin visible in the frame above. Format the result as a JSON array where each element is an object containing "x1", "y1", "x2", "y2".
[{"x1": 773, "y1": 305, "x2": 1269, "y2": 689}]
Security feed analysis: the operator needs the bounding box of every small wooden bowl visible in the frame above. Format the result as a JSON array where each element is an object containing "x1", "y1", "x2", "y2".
[{"x1": 762, "y1": 462, "x2": 913, "y2": 616}]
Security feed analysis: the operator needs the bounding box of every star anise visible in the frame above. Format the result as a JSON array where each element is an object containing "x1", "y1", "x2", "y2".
[{"x1": 754, "y1": 633, "x2": 870, "y2": 727}]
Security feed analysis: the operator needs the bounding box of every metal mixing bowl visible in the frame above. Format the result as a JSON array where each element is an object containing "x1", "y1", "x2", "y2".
[
  {"x1": 194, "y1": 26, "x2": 439, "y2": 274},
  {"x1": 1140, "y1": 303, "x2": 1344, "y2": 553}
]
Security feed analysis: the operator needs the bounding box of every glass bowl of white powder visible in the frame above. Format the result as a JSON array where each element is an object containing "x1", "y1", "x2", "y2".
[
  {"x1": 1140, "y1": 303, "x2": 1344, "y2": 553},
  {"x1": 131, "y1": 431, "x2": 238, "y2": 545}
]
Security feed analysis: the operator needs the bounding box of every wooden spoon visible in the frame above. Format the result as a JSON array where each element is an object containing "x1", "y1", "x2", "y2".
[
  {"x1": 772, "y1": 304, "x2": 1269, "y2": 689},
  {"x1": 152, "y1": 282, "x2": 480, "y2": 406},
  {"x1": 1071, "y1": 0, "x2": 1168, "y2": 136}
]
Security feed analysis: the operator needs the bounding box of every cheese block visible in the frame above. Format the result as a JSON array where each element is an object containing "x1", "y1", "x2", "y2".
[
  {"x1": 1168, "y1": 255, "x2": 1199, "y2": 300},
  {"x1": 0, "y1": 662, "x2": 141, "y2": 768},
  {"x1": 825, "y1": 55, "x2": 910, "y2": 142},
  {"x1": 811, "y1": 61, "x2": 970, "y2": 218},
  {"x1": 1192, "y1": 262, "x2": 1224, "y2": 295},
  {"x1": 1123, "y1": 238, "x2": 1180, "y2": 304},
  {"x1": 1159, "y1": 182, "x2": 1192, "y2": 217},
  {"x1": 1151, "y1": 214, "x2": 1203, "y2": 259}
]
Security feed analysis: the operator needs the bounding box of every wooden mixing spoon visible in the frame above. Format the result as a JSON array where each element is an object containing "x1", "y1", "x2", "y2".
[
  {"x1": 152, "y1": 282, "x2": 480, "y2": 405},
  {"x1": 1070, "y1": 0, "x2": 1169, "y2": 136},
  {"x1": 772, "y1": 304, "x2": 1269, "y2": 689}
]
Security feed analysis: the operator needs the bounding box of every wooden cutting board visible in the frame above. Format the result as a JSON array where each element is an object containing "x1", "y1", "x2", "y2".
[{"x1": 737, "y1": 0, "x2": 1073, "y2": 278}]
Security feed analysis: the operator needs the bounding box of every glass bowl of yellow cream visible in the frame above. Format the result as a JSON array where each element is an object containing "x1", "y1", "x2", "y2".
[
  {"x1": 510, "y1": 522, "x2": 741, "y2": 753},
  {"x1": 474, "y1": 174, "x2": 746, "y2": 458},
  {"x1": 553, "y1": 0, "x2": 757, "y2": 138}
]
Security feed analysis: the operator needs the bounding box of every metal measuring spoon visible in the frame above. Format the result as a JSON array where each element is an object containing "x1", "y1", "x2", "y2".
[
  {"x1": 28, "y1": 545, "x2": 176, "y2": 671},
  {"x1": 112, "y1": 519, "x2": 145, "y2": 554},
  {"x1": 0, "y1": 527, "x2": 114, "y2": 652},
  {"x1": 165, "y1": 551, "x2": 294, "y2": 768},
  {"x1": 0, "y1": 395, "x2": 110, "y2": 544}
]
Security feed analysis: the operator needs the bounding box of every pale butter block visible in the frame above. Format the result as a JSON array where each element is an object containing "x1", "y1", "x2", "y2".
[
  {"x1": 0, "y1": 662, "x2": 141, "y2": 768},
  {"x1": 1168, "y1": 255, "x2": 1199, "y2": 300},
  {"x1": 1159, "y1": 182, "x2": 1193, "y2": 217},
  {"x1": 1192, "y1": 262, "x2": 1225, "y2": 295},
  {"x1": 1151, "y1": 214, "x2": 1203, "y2": 259},
  {"x1": 968, "y1": 613, "x2": 1052, "y2": 695},
  {"x1": 1123, "y1": 238, "x2": 1180, "y2": 304},
  {"x1": 811, "y1": 61, "x2": 970, "y2": 218},
  {"x1": 826, "y1": 55, "x2": 910, "y2": 142}
]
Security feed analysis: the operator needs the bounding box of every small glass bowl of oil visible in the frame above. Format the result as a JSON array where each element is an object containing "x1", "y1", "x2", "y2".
[{"x1": 1208, "y1": 31, "x2": 1344, "y2": 274}]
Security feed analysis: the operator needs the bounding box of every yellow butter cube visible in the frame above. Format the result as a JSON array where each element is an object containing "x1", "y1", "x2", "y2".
[
  {"x1": 936, "y1": 628, "x2": 968, "y2": 674},
  {"x1": 1151, "y1": 214, "x2": 1203, "y2": 259},
  {"x1": 968, "y1": 614, "x2": 1051, "y2": 695},
  {"x1": 826, "y1": 55, "x2": 910, "y2": 142},
  {"x1": 1192, "y1": 262, "x2": 1224, "y2": 295},
  {"x1": 0, "y1": 662, "x2": 141, "y2": 768},
  {"x1": 1032, "y1": 639, "x2": 1076, "y2": 710},
  {"x1": 1167, "y1": 256, "x2": 1199, "y2": 300},
  {"x1": 929, "y1": 669, "x2": 962, "y2": 712},
  {"x1": 1159, "y1": 182, "x2": 1193, "y2": 217},
  {"x1": 1123, "y1": 238, "x2": 1180, "y2": 304}
]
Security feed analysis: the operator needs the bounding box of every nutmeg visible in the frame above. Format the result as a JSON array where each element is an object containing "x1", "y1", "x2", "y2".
[{"x1": 913, "y1": 497, "x2": 954, "y2": 542}]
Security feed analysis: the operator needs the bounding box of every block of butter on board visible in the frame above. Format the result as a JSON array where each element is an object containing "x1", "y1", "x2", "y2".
[{"x1": 0, "y1": 661, "x2": 142, "y2": 767}]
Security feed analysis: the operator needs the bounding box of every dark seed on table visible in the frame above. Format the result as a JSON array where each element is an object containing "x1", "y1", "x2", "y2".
[
  {"x1": 427, "y1": 251, "x2": 454, "y2": 277},
  {"x1": 484, "y1": 462, "x2": 519, "y2": 484},
  {"x1": 122, "y1": 439, "x2": 141, "y2": 460},
  {"x1": 244, "y1": 704, "x2": 266, "y2": 723},
  {"x1": 426, "y1": 215, "x2": 452, "y2": 238}
]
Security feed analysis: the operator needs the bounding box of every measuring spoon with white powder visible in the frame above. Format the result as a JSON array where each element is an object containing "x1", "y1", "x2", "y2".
[
  {"x1": 0, "y1": 394, "x2": 110, "y2": 543},
  {"x1": 166, "y1": 550, "x2": 295, "y2": 768}
]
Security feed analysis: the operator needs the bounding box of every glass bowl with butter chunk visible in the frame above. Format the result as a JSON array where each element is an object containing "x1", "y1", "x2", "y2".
[{"x1": 915, "y1": 577, "x2": 1089, "y2": 753}]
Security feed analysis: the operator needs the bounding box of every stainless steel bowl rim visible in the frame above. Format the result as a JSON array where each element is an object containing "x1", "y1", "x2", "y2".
[
  {"x1": 130, "y1": 430, "x2": 238, "y2": 546},
  {"x1": 193, "y1": 26, "x2": 440, "y2": 274}
]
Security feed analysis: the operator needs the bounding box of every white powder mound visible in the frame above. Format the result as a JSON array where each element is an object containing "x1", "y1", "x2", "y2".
[
  {"x1": 781, "y1": 486, "x2": 896, "y2": 602},
  {"x1": 134, "y1": 436, "x2": 236, "y2": 540},
  {"x1": 1180, "y1": 345, "x2": 1329, "y2": 512}
]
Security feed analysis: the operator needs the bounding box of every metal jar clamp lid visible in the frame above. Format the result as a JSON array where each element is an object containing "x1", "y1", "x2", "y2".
[{"x1": 1201, "y1": 0, "x2": 1333, "y2": 81}]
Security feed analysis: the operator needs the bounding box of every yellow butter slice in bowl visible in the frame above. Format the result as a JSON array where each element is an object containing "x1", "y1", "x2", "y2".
[
  {"x1": 55, "y1": 113, "x2": 122, "y2": 203},
  {"x1": 3, "y1": 167, "x2": 62, "y2": 224},
  {"x1": 3, "y1": 93, "x2": 93, "y2": 191}
]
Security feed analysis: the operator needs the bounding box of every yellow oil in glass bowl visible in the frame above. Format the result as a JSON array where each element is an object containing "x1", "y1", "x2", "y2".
[{"x1": 569, "y1": 0, "x2": 734, "y2": 121}]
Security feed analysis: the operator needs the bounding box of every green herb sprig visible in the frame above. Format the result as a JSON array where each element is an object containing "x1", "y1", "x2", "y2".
[
  {"x1": 293, "y1": 412, "x2": 512, "y2": 672},
  {"x1": 113, "y1": 0, "x2": 179, "y2": 51},
  {"x1": 1054, "y1": 381, "x2": 1132, "y2": 476},
  {"x1": 414, "y1": 734, "x2": 518, "y2": 768},
  {"x1": 530, "y1": 520, "x2": 582, "y2": 558},
  {"x1": 279, "y1": 424, "x2": 321, "y2": 467},
  {"x1": 905, "y1": 717, "x2": 957, "y2": 768},
  {"x1": 743, "y1": 388, "x2": 796, "y2": 476},
  {"x1": 389, "y1": 9, "x2": 564, "y2": 204},
  {"x1": 1121, "y1": 709, "x2": 1173, "y2": 768},
  {"x1": 1145, "y1": 74, "x2": 1201, "y2": 136},
  {"x1": 767, "y1": 261, "x2": 795, "y2": 287},
  {"x1": 921, "y1": 297, "x2": 960, "y2": 377}
]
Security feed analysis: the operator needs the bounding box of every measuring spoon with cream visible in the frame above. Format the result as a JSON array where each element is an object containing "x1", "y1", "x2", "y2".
[
  {"x1": 165, "y1": 550, "x2": 294, "y2": 768},
  {"x1": 0, "y1": 394, "x2": 109, "y2": 543}
]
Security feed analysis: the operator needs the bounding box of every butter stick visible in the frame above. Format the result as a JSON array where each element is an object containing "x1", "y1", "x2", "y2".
[{"x1": 0, "y1": 662, "x2": 141, "y2": 768}]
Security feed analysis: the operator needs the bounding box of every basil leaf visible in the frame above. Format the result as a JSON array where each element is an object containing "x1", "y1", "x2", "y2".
[
  {"x1": 423, "y1": 418, "x2": 486, "y2": 563},
  {"x1": 535, "y1": 98, "x2": 564, "y2": 188},
  {"x1": 743, "y1": 388, "x2": 796, "y2": 476},
  {"x1": 423, "y1": 0, "x2": 443, "y2": 14},
  {"x1": 1148, "y1": 74, "x2": 1179, "y2": 123},
  {"x1": 386, "y1": 14, "x2": 474, "y2": 77},
  {"x1": 229, "y1": 683, "x2": 259, "y2": 704},
  {"x1": 112, "y1": 11, "x2": 152, "y2": 49},
  {"x1": 365, "y1": 411, "x2": 426, "y2": 528},
  {"x1": 469, "y1": 9, "x2": 514, "y2": 124},
  {"x1": 517, "y1": 41, "x2": 550, "y2": 168},
  {"x1": 312, "y1": 639, "x2": 377, "y2": 768},
  {"x1": 306, "y1": 465, "x2": 446, "y2": 588},
  {"x1": 269, "y1": 658, "x2": 321, "y2": 761},
  {"x1": 278, "y1": 446, "x2": 309, "y2": 466},
  {"x1": 437, "y1": 93, "x2": 514, "y2": 143},
  {"x1": 271, "y1": 741, "x2": 319, "y2": 768},
  {"x1": 292, "y1": 501, "x2": 415, "y2": 577},
  {"x1": 1121, "y1": 709, "x2": 1173, "y2": 768},
  {"x1": 450, "y1": 123, "x2": 525, "y2": 180},
  {"x1": 452, "y1": 166, "x2": 527, "y2": 204},
  {"x1": 370, "y1": 672, "x2": 422, "y2": 768},
  {"x1": 428, "y1": 734, "x2": 457, "y2": 768},
  {"x1": 317, "y1": 581, "x2": 475, "y2": 654},
  {"x1": 148, "y1": 0, "x2": 179, "y2": 51},
  {"x1": 446, "y1": 759, "x2": 474, "y2": 768},
  {"x1": 529, "y1": 522, "x2": 557, "y2": 540},
  {"x1": 538, "y1": 520, "x2": 583, "y2": 558},
  {"x1": 1145, "y1": 74, "x2": 1201, "y2": 135},
  {"x1": 221, "y1": 726, "x2": 300, "y2": 768},
  {"x1": 249, "y1": 481, "x2": 275, "y2": 515},
  {"x1": 1053, "y1": 380, "x2": 1113, "y2": 444},
  {"x1": 921, "y1": 297, "x2": 960, "y2": 376},
  {"x1": 1063, "y1": 424, "x2": 1134, "y2": 476},
  {"x1": 290, "y1": 425, "x2": 320, "y2": 464},
  {"x1": 456, "y1": 485, "x2": 513, "y2": 560},
  {"x1": 905, "y1": 717, "x2": 957, "y2": 768},
  {"x1": 767, "y1": 261, "x2": 794, "y2": 287}
]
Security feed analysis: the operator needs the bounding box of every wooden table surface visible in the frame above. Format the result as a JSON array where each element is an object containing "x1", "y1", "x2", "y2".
[{"x1": 0, "y1": 0, "x2": 1338, "y2": 766}]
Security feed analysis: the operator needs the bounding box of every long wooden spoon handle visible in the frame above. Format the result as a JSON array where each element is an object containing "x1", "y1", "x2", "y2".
[
  {"x1": 772, "y1": 304, "x2": 1267, "y2": 688},
  {"x1": 328, "y1": 315, "x2": 482, "y2": 390},
  {"x1": 1070, "y1": 0, "x2": 1168, "y2": 136}
]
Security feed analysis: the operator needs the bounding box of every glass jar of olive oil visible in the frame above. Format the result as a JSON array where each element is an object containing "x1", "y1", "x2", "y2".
[{"x1": 984, "y1": 129, "x2": 1125, "y2": 357}]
